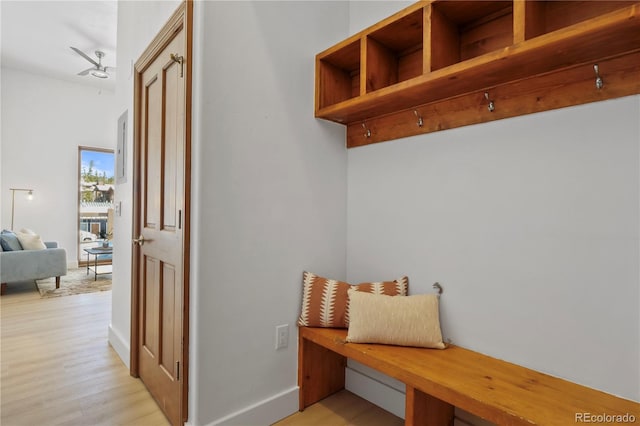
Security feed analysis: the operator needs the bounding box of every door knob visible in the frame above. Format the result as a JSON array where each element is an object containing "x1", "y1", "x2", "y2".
[{"x1": 132, "y1": 235, "x2": 146, "y2": 246}]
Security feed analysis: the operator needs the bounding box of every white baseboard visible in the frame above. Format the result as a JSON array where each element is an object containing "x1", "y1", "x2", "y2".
[
  {"x1": 346, "y1": 363, "x2": 492, "y2": 426},
  {"x1": 108, "y1": 324, "x2": 130, "y2": 368},
  {"x1": 208, "y1": 386, "x2": 298, "y2": 426},
  {"x1": 345, "y1": 365, "x2": 406, "y2": 419}
]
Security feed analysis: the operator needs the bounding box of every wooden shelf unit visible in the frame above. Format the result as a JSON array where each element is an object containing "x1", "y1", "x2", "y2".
[
  {"x1": 366, "y1": 8, "x2": 424, "y2": 92},
  {"x1": 429, "y1": 1, "x2": 514, "y2": 70},
  {"x1": 315, "y1": 0, "x2": 640, "y2": 147},
  {"x1": 316, "y1": 40, "x2": 361, "y2": 110}
]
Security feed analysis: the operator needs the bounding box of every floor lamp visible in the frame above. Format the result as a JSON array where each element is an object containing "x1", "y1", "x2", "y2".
[{"x1": 10, "y1": 188, "x2": 34, "y2": 230}]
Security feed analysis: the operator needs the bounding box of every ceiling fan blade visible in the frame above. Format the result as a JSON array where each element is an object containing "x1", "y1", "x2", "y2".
[
  {"x1": 104, "y1": 66, "x2": 116, "y2": 73},
  {"x1": 77, "y1": 67, "x2": 94, "y2": 76},
  {"x1": 70, "y1": 46, "x2": 99, "y2": 67}
]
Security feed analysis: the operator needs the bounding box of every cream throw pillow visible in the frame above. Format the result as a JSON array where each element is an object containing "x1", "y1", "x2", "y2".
[
  {"x1": 15, "y1": 231, "x2": 46, "y2": 250},
  {"x1": 346, "y1": 290, "x2": 445, "y2": 349}
]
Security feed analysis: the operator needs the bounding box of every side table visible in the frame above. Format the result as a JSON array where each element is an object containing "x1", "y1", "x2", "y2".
[{"x1": 83, "y1": 246, "x2": 113, "y2": 281}]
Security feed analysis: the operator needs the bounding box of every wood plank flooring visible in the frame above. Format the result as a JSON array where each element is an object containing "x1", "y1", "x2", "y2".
[
  {"x1": 1, "y1": 281, "x2": 401, "y2": 426},
  {"x1": 0, "y1": 281, "x2": 169, "y2": 426},
  {"x1": 273, "y1": 390, "x2": 403, "y2": 426}
]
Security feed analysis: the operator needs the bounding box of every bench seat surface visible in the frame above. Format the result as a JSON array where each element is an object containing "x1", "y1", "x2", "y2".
[{"x1": 300, "y1": 327, "x2": 639, "y2": 425}]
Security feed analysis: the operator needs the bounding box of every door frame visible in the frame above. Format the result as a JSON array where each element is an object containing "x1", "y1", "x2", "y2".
[{"x1": 130, "y1": 1, "x2": 193, "y2": 423}]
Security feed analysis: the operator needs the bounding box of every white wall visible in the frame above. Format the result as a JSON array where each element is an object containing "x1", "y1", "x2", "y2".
[
  {"x1": 113, "y1": 2, "x2": 348, "y2": 425},
  {"x1": 0, "y1": 68, "x2": 115, "y2": 265},
  {"x1": 192, "y1": 1, "x2": 348, "y2": 424},
  {"x1": 345, "y1": 4, "x2": 640, "y2": 417},
  {"x1": 348, "y1": 0, "x2": 412, "y2": 34},
  {"x1": 347, "y1": 96, "x2": 640, "y2": 402},
  {"x1": 109, "y1": 0, "x2": 180, "y2": 369}
]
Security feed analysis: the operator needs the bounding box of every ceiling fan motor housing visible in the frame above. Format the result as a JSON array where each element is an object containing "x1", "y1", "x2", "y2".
[{"x1": 71, "y1": 46, "x2": 114, "y2": 79}]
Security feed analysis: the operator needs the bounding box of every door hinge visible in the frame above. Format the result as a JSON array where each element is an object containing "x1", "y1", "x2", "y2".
[
  {"x1": 178, "y1": 210, "x2": 182, "y2": 230},
  {"x1": 176, "y1": 361, "x2": 180, "y2": 380}
]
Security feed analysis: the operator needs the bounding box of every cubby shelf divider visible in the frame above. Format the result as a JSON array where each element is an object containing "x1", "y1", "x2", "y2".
[{"x1": 315, "y1": 1, "x2": 640, "y2": 147}]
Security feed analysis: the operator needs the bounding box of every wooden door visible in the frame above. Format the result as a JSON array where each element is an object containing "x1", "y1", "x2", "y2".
[{"x1": 131, "y1": 3, "x2": 191, "y2": 425}]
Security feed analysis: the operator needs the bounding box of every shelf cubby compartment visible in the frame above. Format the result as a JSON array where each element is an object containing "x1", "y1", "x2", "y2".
[
  {"x1": 365, "y1": 8, "x2": 424, "y2": 93},
  {"x1": 316, "y1": 40, "x2": 361, "y2": 111},
  {"x1": 315, "y1": 0, "x2": 640, "y2": 147},
  {"x1": 429, "y1": 0, "x2": 514, "y2": 71},
  {"x1": 522, "y1": 1, "x2": 635, "y2": 40}
]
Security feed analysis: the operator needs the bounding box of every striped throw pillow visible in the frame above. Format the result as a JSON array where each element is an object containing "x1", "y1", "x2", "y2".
[{"x1": 297, "y1": 271, "x2": 408, "y2": 328}]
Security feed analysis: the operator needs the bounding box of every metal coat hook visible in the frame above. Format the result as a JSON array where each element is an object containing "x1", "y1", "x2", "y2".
[
  {"x1": 594, "y1": 64, "x2": 604, "y2": 90},
  {"x1": 433, "y1": 282, "x2": 443, "y2": 295},
  {"x1": 362, "y1": 122, "x2": 371, "y2": 138},
  {"x1": 414, "y1": 110, "x2": 424, "y2": 127},
  {"x1": 484, "y1": 92, "x2": 495, "y2": 112}
]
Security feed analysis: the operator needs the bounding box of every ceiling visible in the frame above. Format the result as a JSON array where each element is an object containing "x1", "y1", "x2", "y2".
[{"x1": 1, "y1": 1, "x2": 118, "y2": 91}]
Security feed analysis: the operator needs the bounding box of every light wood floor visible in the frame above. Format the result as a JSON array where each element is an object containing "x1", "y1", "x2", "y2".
[
  {"x1": 1, "y1": 281, "x2": 401, "y2": 426},
  {"x1": 0, "y1": 281, "x2": 169, "y2": 426},
  {"x1": 273, "y1": 390, "x2": 403, "y2": 426}
]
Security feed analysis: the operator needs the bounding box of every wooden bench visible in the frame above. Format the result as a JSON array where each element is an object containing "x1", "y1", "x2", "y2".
[{"x1": 298, "y1": 327, "x2": 639, "y2": 425}]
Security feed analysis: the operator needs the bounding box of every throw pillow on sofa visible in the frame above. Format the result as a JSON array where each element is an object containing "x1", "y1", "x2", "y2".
[
  {"x1": 15, "y1": 231, "x2": 46, "y2": 250},
  {"x1": 0, "y1": 230, "x2": 23, "y2": 251}
]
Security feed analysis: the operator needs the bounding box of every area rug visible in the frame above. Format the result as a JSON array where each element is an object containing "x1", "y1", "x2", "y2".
[{"x1": 36, "y1": 267, "x2": 111, "y2": 298}]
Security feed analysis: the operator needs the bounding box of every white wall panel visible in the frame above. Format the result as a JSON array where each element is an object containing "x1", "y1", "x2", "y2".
[
  {"x1": 347, "y1": 96, "x2": 640, "y2": 404},
  {"x1": 1, "y1": 68, "x2": 115, "y2": 265},
  {"x1": 193, "y1": 2, "x2": 349, "y2": 424}
]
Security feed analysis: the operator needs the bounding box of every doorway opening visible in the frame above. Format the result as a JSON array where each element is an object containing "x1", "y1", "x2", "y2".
[{"x1": 78, "y1": 147, "x2": 115, "y2": 266}]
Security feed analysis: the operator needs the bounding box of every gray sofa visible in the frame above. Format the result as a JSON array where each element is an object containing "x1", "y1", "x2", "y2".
[{"x1": 0, "y1": 241, "x2": 68, "y2": 295}]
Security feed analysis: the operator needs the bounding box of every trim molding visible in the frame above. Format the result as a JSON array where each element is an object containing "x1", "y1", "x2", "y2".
[
  {"x1": 108, "y1": 324, "x2": 130, "y2": 368},
  {"x1": 345, "y1": 366, "x2": 406, "y2": 419},
  {"x1": 207, "y1": 387, "x2": 298, "y2": 426},
  {"x1": 346, "y1": 365, "x2": 493, "y2": 426}
]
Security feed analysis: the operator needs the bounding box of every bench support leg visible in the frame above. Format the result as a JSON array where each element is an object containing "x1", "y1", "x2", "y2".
[
  {"x1": 55, "y1": 276, "x2": 61, "y2": 289},
  {"x1": 298, "y1": 333, "x2": 346, "y2": 411},
  {"x1": 406, "y1": 386, "x2": 454, "y2": 426}
]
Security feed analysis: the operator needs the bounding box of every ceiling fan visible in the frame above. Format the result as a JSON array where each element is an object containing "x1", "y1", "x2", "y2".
[{"x1": 70, "y1": 47, "x2": 115, "y2": 79}]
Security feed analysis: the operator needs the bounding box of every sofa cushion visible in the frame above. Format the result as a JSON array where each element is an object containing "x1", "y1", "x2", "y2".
[
  {"x1": 1, "y1": 230, "x2": 23, "y2": 251},
  {"x1": 0, "y1": 244, "x2": 67, "y2": 284},
  {"x1": 15, "y1": 231, "x2": 46, "y2": 250}
]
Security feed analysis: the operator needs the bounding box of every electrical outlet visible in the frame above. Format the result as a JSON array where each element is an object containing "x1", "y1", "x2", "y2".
[{"x1": 275, "y1": 324, "x2": 289, "y2": 350}]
